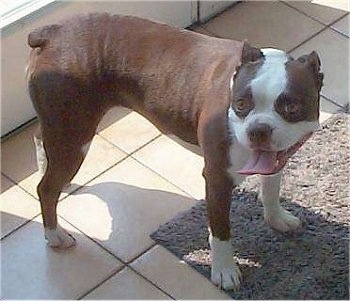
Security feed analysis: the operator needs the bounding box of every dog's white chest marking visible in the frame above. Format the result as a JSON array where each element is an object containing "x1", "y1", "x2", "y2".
[{"x1": 226, "y1": 134, "x2": 251, "y2": 186}]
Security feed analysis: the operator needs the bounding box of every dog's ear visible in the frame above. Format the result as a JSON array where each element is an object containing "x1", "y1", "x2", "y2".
[
  {"x1": 28, "y1": 24, "x2": 61, "y2": 48},
  {"x1": 241, "y1": 42, "x2": 264, "y2": 64},
  {"x1": 235, "y1": 42, "x2": 263, "y2": 80},
  {"x1": 297, "y1": 51, "x2": 324, "y2": 92}
]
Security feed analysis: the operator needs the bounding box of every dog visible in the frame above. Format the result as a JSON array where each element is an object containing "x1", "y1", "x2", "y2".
[{"x1": 26, "y1": 13, "x2": 323, "y2": 291}]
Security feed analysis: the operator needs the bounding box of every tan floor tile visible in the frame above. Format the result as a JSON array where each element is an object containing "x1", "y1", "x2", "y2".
[
  {"x1": 203, "y1": 1, "x2": 324, "y2": 52},
  {"x1": 58, "y1": 157, "x2": 195, "y2": 262},
  {"x1": 97, "y1": 106, "x2": 131, "y2": 133},
  {"x1": 319, "y1": 96, "x2": 343, "y2": 122},
  {"x1": 1, "y1": 217, "x2": 122, "y2": 299},
  {"x1": 1, "y1": 174, "x2": 14, "y2": 192},
  {"x1": 283, "y1": 0, "x2": 348, "y2": 25},
  {"x1": 131, "y1": 245, "x2": 231, "y2": 300},
  {"x1": 192, "y1": 25, "x2": 217, "y2": 37},
  {"x1": 99, "y1": 108, "x2": 161, "y2": 154},
  {"x1": 290, "y1": 28, "x2": 349, "y2": 107},
  {"x1": 132, "y1": 135, "x2": 205, "y2": 199},
  {"x1": 83, "y1": 267, "x2": 170, "y2": 299},
  {"x1": 1, "y1": 175, "x2": 40, "y2": 238},
  {"x1": 331, "y1": 14, "x2": 350, "y2": 36},
  {"x1": 312, "y1": 0, "x2": 350, "y2": 12},
  {"x1": 1, "y1": 122, "x2": 38, "y2": 195},
  {"x1": 1, "y1": 123, "x2": 127, "y2": 198},
  {"x1": 320, "y1": 95, "x2": 343, "y2": 111},
  {"x1": 68, "y1": 135, "x2": 127, "y2": 188}
]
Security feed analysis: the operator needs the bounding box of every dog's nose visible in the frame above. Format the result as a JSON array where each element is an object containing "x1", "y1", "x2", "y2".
[{"x1": 247, "y1": 123, "x2": 273, "y2": 148}]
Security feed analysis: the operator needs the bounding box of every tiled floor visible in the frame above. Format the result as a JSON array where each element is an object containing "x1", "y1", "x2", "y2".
[{"x1": 1, "y1": 1, "x2": 349, "y2": 299}]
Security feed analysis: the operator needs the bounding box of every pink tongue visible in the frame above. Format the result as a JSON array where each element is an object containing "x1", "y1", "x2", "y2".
[{"x1": 237, "y1": 151, "x2": 277, "y2": 175}]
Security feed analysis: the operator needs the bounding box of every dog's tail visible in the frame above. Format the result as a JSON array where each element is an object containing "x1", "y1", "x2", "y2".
[{"x1": 28, "y1": 24, "x2": 61, "y2": 48}]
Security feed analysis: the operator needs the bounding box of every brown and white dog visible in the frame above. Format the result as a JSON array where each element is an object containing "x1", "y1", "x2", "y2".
[{"x1": 26, "y1": 13, "x2": 323, "y2": 291}]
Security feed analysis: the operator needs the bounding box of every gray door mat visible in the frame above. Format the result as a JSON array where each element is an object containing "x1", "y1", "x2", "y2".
[{"x1": 151, "y1": 114, "x2": 349, "y2": 300}]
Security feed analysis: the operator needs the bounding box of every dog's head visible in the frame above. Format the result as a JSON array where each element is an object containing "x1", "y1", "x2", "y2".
[{"x1": 229, "y1": 48, "x2": 323, "y2": 175}]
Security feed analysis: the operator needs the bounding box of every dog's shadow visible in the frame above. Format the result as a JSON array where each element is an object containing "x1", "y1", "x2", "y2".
[
  {"x1": 230, "y1": 190, "x2": 348, "y2": 299},
  {"x1": 150, "y1": 189, "x2": 349, "y2": 300},
  {"x1": 67, "y1": 181, "x2": 196, "y2": 262},
  {"x1": 67, "y1": 179, "x2": 349, "y2": 300}
]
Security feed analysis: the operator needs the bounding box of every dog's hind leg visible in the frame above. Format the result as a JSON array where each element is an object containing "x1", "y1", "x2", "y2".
[
  {"x1": 37, "y1": 122, "x2": 98, "y2": 249},
  {"x1": 34, "y1": 126, "x2": 47, "y2": 177}
]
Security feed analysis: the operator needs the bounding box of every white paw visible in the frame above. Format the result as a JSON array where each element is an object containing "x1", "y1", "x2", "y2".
[
  {"x1": 265, "y1": 208, "x2": 301, "y2": 232},
  {"x1": 45, "y1": 224, "x2": 76, "y2": 249},
  {"x1": 209, "y1": 234, "x2": 242, "y2": 291},
  {"x1": 211, "y1": 260, "x2": 242, "y2": 291}
]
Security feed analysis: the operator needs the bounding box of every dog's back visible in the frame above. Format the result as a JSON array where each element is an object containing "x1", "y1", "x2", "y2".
[{"x1": 27, "y1": 13, "x2": 245, "y2": 144}]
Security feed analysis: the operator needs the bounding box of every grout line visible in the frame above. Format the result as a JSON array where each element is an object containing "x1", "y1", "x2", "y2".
[
  {"x1": 78, "y1": 262, "x2": 176, "y2": 300},
  {"x1": 56, "y1": 133, "x2": 164, "y2": 201},
  {"x1": 1, "y1": 117, "x2": 38, "y2": 142},
  {"x1": 321, "y1": 94, "x2": 349, "y2": 110},
  {"x1": 60, "y1": 217, "x2": 175, "y2": 299},
  {"x1": 287, "y1": 25, "x2": 329, "y2": 53},
  {"x1": 325, "y1": 13, "x2": 350, "y2": 38},
  {"x1": 287, "y1": 14, "x2": 349, "y2": 53},
  {"x1": 328, "y1": 25, "x2": 350, "y2": 38},
  {"x1": 281, "y1": 0, "x2": 348, "y2": 28},
  {"x1": 0, "y1": 212, "x2": 41, "y2": 241},
  {"x1": 2, "y1": 128, "x2": 160, "y2": 204},
  {"x1": 77, "y1": 266, "x2": 127, "y2": 300},
  {"x1": 58, "y1": 154, "x2": 132, "y2": 201},
  {"x1": 126, "y1": 242, "x2": 157, "y2": 264},
  {"x1": 1, "y1": 172, "x2": 43, "y2": 240},
  {"x1": 128, "y1": 263, "x2": 176, "y2": 300},
  {"x1": 1, "y1": 171, "x2": 40, "y2": 201},
  {"x1": 100, "y1": 132, "x2": 199, "y2": 200},
  {"x1": 1, "y1": 172, "x2": 18, "y2": 188},
  {"x1": 130, "y1": 152, "x2": 198, "y2": 200},
  {"x1": 1, "y1": 172, "x2": 39, "y2": 202},
  {"x1": 58, "y1": 214, "x2": 127, "y2": 263},
  {"x1": 59, "y1": 214, "x2": 158, "y2": 266},
  {"x1": 97, "y1": 131, "x2": 162, "y2": 158}
]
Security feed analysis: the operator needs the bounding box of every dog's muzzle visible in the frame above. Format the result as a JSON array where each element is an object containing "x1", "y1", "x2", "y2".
[{"x1": 237, "y1": 132, "x2": 313, "y2": 175}]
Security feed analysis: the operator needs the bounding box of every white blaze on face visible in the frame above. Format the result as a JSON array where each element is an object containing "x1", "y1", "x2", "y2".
[{"x1": 251, "y1": 48, "x2": 289, "y2": 111}]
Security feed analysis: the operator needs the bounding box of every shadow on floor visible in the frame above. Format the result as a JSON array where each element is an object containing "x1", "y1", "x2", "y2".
[{"x1": 151, "y1": 190, "x2": 349, "y2": 300}]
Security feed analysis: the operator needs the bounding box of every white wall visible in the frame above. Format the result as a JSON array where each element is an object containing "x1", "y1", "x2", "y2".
[
  {"x1": 1, "y1": 1, "x2": 195, "y2": 136},
  {"x1": 198, "y1": 1, "x2": 233, "y2": 22}
]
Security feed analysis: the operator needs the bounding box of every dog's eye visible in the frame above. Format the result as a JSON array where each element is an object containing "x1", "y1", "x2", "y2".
[
  {"x1": 233, "y1": 98, "x2": 253, "y2": 115},
  {"x1": 285, "y1": 102, "x2": 300, "y2": 115},
  {"x1": 275, "y1": 94, "x2": 305, "y2": 122},
  {"x1": 236, "y1": 99, "x2": 247, "y2": 110}
]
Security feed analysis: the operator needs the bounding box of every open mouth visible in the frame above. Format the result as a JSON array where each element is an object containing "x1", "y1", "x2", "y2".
[{"x1": 237, "y1": 132, "x2": 313, "y2": 176}]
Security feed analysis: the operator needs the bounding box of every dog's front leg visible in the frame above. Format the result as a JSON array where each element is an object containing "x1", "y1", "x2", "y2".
[
  {"x1": 261, "y1": 172, "x2": 301, "y2": 232},
  {"x1": 205, "y1": 173, "x2": 241, "y2": 291}
]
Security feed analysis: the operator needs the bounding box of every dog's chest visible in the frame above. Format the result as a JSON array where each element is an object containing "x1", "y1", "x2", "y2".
[{"x1": 227, "y1": 138, "x2": 252, "y2": 185}]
